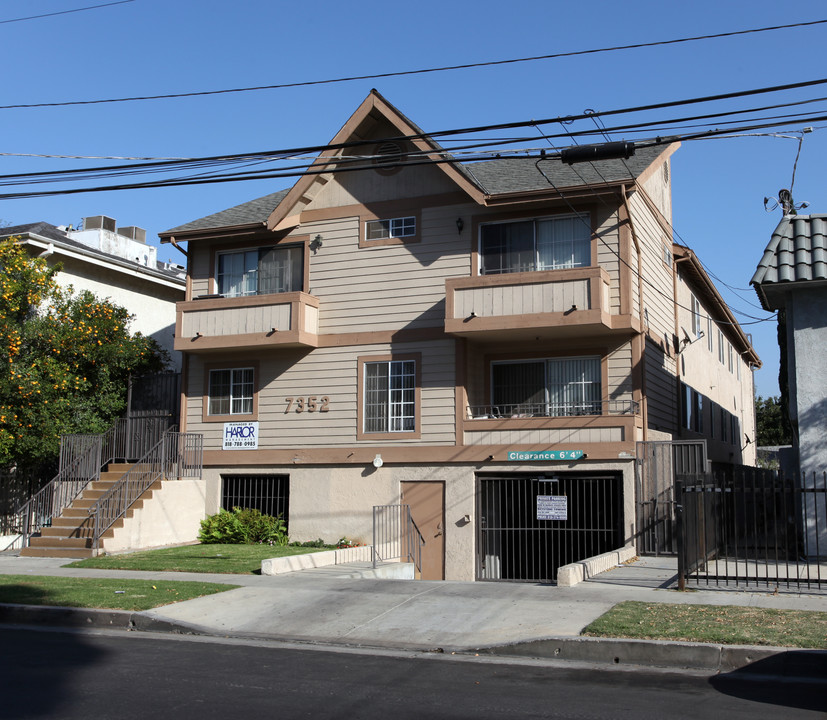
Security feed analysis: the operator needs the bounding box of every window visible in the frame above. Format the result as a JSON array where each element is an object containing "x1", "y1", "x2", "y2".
[
  {"x1": 662, "y1": 242, "x2": 672, "y2": 266},
  {"x1": 365, "y1": 216, "x2": 416, "y2": 241},
  {"x1": 720, "y1": 407, "x2": 728, "y2": 443},
  {"x1": 728, "y1": 343, "x2": 734, "y2": 373},
  {"x1": 731, "y1": 414, "x2": 740, "y2": 446},
  {"x1": 216, "y1": 245, "x2": 302, "y2": 297},
  {"x1": 680, "y1": 382, "x2": 703, "y2": 433},
  {"x1": 208, "y1": 368, "x2": 254, "y2": 416},
  {"x1": 718, "y1": 329, "x2": 725, "y2": 364},
  {"x1": 690, "y1": 295, "x2": 702, "y2": 338},
  {"x1": 363, "y1": 359, "x2": 416, "y2": 433},
  {"x1": 707, "y1": 316, "x2": 713, "y2": 352},
  {"x1": 491, "y1": 357, "x2": 601, "y2": 416},
  {"x1": 480, "y1": 214, "x2": 590, "y2": 275}
]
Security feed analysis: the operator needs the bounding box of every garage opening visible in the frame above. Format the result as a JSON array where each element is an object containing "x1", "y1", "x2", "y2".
[
  {"x1": 221, "y1": 475, "x2": 290, "y2": 530},
  {"x1": 476, "y1": 473, "x2": 622, "y2": 582}
]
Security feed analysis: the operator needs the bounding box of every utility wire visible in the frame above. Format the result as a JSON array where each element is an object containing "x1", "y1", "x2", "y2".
[
  {"x1": 0, "y1": 1, "x2": 134, "y2": 25},
  {"x1": 0, "y1": 19, "x2": 825, "y2": 109}
]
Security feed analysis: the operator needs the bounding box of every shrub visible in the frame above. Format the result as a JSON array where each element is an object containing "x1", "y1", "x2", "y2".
[
  {"x1": 198, "y1": 508, "x2": 288, "y2": 545},
  {"x1": 290, "y1": 538, "x2": 328, "y2": 548}
]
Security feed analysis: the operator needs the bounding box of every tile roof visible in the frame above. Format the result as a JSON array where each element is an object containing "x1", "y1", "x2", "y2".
[{"x1": 163, "y1": 145, "x2": 667, "y2": 236}]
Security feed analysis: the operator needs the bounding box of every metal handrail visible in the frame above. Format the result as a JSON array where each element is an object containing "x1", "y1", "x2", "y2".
[
  {"x1": 3, "y1": 437, "x2": 102, "y2": 551},
  {"x1": 467, "y1": 399, "x2": 640, "y2": 419},
  {"x1": 89, "y1": 431, "x2": 203, "y2": 549},
  {"x1": 372, "y1": 504, "x2": 424, "y2": 575}
]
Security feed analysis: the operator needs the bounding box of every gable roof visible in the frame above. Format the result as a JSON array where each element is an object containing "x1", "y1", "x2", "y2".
[
  {"x1": 751, "y1": 214, "x2": 827, "y2": 310},
  {"x1": 160, "y1": 91, "x2": 676, "y2": 240}
]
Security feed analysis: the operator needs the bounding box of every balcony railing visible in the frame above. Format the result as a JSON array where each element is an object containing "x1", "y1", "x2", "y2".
[
  {"x1": 466, "y1": 399, "x2": 639, "y2": 419},
  {"x1": 175, "y1": 292, "x2": 319, "y2": 352}
]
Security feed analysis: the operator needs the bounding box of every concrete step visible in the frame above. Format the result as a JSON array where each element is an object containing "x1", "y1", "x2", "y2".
[
  {"x1": 29, "y1": 536, "x2": 91, "y2": 549},
  {"x1": 40, "y1": 525, "x2": 92, "y2": 538},
  {"x1": 20, "y1": 546, "x2": 94, "y2": 559}
]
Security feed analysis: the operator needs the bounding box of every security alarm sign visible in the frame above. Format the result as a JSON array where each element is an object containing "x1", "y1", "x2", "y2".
[
  {"x1": 223, "y1": 422, "x2": 259, "y2": 450},
  {"x1": 536, "y1": 495, "x2": 568, "y2": 521}
]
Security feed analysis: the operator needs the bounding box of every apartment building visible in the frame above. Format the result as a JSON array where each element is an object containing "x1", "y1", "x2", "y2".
[{"x1": 160, "y1": 91, "x2": 758, "y2": 581}]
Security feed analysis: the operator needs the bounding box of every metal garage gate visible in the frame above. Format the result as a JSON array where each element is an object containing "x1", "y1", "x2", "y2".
[
  {"x1": 476, "y1": 473, "x2": 622, "y2": 582},
  {"x1": 221, "y1": 475, "x2": 290, "y2": 529}
]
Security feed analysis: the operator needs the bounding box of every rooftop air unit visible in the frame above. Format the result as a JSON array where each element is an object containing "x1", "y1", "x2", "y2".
[
  {"x1": 117, "y1": 226, "x2": 147, "y2": 244},
  {"x1": 82, "y1": 215, "x2": 117, "y2": 232}
]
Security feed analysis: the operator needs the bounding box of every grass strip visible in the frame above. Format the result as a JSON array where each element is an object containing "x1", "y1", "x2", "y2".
[
  {"x1": 66, "y1": 543, "x2": 333, "y2": 574},
  {"x1": 0, "y1": 575, "x2": 236, "y2": 611},
  {"x1": 582, "y1": 601, "x2": 827, "y2": 649}
]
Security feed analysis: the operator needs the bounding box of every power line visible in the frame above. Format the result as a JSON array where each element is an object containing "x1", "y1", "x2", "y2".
[
  {"x1": 1, "y1": 18, "x2": 825, "y2": 109},
  {"x1": 0, "y1": 1, "x2": 134, "y2": 25}
]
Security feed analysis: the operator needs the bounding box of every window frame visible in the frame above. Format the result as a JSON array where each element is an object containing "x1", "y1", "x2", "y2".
[
  {"x1": 357, "y1": 353, "x2": 421, "y2": 440},
  {"x1": 203, "y1": 362, "x2": 259, "y2": 423},
  {"x1": 209, "y1": 237, "x2": 308, "y2": 298},
  {"x1": 690, "y1": 295, "x2": 702, "y2": 338},
  {"x1": 478, "y1": 212, "x2": 593, "y2": 276},
  {"x1": 359, "y1": 208, "x2": 422, "y2": 248}
]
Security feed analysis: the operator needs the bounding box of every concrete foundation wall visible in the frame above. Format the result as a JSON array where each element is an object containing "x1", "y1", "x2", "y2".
[{"x1": 102, "y1": 479, "x2": 207, "y2": 553}]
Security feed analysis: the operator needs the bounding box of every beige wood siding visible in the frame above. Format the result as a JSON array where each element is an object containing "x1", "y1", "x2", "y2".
[
  {"x1": 186, "y1": 339, "x2": 456, "y2": 448},
  {"x1": 189, "y1": 242, "x2": 212, "y2": 298},
  {"x1": 645, "y1": 340, "x2": 677, "y2": 433},
  {"x1": 182, "y1": 302, "x2": 293, "y2": 337},
  {"x1": 595, "y1": 206, "x2": 621, "y2": 314},
  {"x1": 464, "y1": 426, "x2": 625, "y2": 445},
  {"x1": 607, "y1": 341, "x2": 634, "y2": 406},
  {"x1": 452, "y1": 278, "x2": 591, "y2": 318},
  {"x1": 300, "y1": 205, "x2": 472, "y2": 333}
]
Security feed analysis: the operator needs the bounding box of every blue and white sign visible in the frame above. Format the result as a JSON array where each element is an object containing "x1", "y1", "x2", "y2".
[
  {"x1": 223, "y1": 421, "x2": 259, "y2": 450},
  {"x1": 537, "y1": 495, "x2": 568, "y2": 521},
  {"x1": 507, "y1": 450, "x2": 584, "y2": 461}
]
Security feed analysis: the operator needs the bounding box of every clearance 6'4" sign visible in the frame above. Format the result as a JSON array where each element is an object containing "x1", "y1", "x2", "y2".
[
  {"x1": 507, "y1": 450, "x2": 584, "y2": 461},
  {"x1": 223, "y1": 422, "x2": 259, "y2": 450}
]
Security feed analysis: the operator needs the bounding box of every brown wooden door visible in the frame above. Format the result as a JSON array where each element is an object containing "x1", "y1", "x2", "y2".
[{"x1": 401, "y1": 481, "x2": 445, "y2": 580}]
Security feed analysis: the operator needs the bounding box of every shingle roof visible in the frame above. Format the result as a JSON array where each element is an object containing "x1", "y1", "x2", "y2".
[
  {"x1": 162, "y1": 189, "x2": 290, "y2": 235},
  {"x1": 462, "y1": 145, "x2": 666, "y2": 194},
  {"x1": 1, "y1": 221, "x2": 70, "y2": 244},
  {"x1": 751, "y1": 214, "x2": 827, "y2": 310}
]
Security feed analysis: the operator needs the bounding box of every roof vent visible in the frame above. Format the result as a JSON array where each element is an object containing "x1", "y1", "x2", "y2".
[
  {"x1": 83, "y1": 215, "x2": 116, "y2": 232},
  {"x1": 117, "y1": 226, "x2": 146, "y2": 244},
  {"x1": 373, "y1": 141, "x2": 405, "y2": 176}
]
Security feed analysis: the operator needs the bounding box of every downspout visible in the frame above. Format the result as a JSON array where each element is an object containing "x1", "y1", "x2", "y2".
[
  {"x1": 38, "y1": 243, "x2": 55, "y2": 258},
  {"x1": 168, "y1": 236, "x2": 188, "y2": 257}
]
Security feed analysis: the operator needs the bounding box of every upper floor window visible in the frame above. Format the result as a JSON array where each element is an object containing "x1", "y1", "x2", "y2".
[
  {"x1": 365, "y1": 216, "x2": 416, "y2": 242},
  {"x1": 208, "y1": 367, "x2": 254, "y2": 416},
  {"x1": 491, "y1": 356, "x2": 601, "y2": 417},
  {"x1": 480, "y1": 214, "x2": 590, "y2": 275},
  {"x1": 680, "y1": 382, "x2": 703, "y2": 433},
  {"x1": 216, "y1": 245, "x2": 302, "y2": 297},
  {"x1": 363, "y1": 359, "x2": 416, "y2": 433},
  {"x1": 707, "y1": 316, "x2": 714, "y2": 352},
  {"x1": 690, "y1": 295, "x2": 702, "y2": 338},
  {"x1": 718, "y1": 329, "x2": 725, "y2": 365}
]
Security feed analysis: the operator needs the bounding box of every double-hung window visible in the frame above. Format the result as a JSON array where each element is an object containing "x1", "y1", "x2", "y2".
[
  {"x1": 491, "y1": 357, "x2": 601, "y2": 417},
  {"x1": 480, "y1": 214, "x2": 590, "y2": 275},
  {"x1": 208, "y1": 368, "x2": 254, "y2": 416},
  {"x1": 363, "y1": 359, "x2": 416, "y2": 433},
  {"x1": 216, "y1": 245, "x2": 302, "y2": 297},
  {"x1": 690, "y1": 295, "x2": 702, "y2": 338}
]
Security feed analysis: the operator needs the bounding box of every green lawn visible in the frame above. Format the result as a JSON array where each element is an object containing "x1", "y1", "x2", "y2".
[
  {"x1": 0, "y1": 575, "x2": 235, "y2": 611},
  {"x1": 582, "y1": 601, "x2": 827, "y2": 649},
  {"x1": 66, "y1": 543, "x2": 334, "y2": 574}
]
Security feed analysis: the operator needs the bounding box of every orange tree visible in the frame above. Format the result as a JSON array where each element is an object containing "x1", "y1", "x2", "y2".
[{"x1": 0, "y1": 238, "x2": 166, "y2": 474}]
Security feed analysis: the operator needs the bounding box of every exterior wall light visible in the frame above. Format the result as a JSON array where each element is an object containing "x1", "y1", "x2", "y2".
[
  {"x1": 372, "y1": 454, "x2": 384, "y2": 468},
  {"x1": 456, "y1": 218, "x2": 464, "y2": 234}
]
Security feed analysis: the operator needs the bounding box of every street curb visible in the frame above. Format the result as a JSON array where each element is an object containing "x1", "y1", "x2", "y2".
[
  {"x1": 477, "y1": 636, "x2": 827, "y2": 677},
  {"x1": 0, "y1": 603, "x2": 202, "y2": 635}
]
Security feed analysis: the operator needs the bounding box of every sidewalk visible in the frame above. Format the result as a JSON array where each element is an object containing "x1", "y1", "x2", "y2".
[{"x1": 0, "y1": 553, "x2": 825, "y2": 674}]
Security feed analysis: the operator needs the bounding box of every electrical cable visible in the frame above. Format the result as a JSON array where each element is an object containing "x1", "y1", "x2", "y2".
[
  {"x1": 1, "y1": 18, "x2": 824, "y2": 109},
  {"x1": 0, "y1": 1, "x2": 134, "y2": 25}
]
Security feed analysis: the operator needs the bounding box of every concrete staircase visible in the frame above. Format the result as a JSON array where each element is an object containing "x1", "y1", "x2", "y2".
[{"x1": 20, "y1": 464, "x2": 161, "y2": 559}]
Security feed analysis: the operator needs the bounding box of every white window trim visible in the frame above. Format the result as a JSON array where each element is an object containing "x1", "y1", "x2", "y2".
[{"x1": 208, "y1": 367, "x2": 254, "y2": 416}]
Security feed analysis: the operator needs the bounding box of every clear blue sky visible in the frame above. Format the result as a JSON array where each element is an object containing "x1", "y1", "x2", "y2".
[{"x1": 1, "y1": 0, "x2": 825, "y2": 399}]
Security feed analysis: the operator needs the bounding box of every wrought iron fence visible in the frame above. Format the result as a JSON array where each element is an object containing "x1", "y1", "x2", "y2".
[
  {"x1": 372, "y1": 504, "x2": 423, "y2": 575},
  {"x1": 90, "y1": 431, "x2": 203, "y2": 549},
  {"x1": 467, "y1": 399, "x2": 639, "y2": 419},
  {"x1": 676, "y1": 468, "x2": 826, "y2": 591}
]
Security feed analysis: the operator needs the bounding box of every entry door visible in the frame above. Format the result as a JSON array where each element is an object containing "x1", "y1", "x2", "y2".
[{"x1": 401, "y1": 481, "x2": 445, "y2": 580}]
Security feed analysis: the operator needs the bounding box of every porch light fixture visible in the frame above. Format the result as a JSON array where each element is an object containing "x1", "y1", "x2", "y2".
[
  {"x1": 372, "y1": 454, "x2": 384, "y2": 468},
  {"x1": 456, "y1": 217, "x2": 464, "y2": 234},
  {"x1": 310, "y1": 235, "x2": 323, "y2": 253}
]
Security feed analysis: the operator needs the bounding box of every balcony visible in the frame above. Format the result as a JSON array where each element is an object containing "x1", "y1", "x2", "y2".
[
  {"x1": 445, "y1": 267, "x2": 640, "y2": 341},
  {"x1": 175, "y1": 292, "x2": 319, "y2": 353},
  {"x1": 463, "y1": 399, "x2": 641, "y2": 452}
]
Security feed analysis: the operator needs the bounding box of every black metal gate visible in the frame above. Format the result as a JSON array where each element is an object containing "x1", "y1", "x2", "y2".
[
  {"x1": 476, "y1": 473, "x2": 622, "y2": 583},
  {"x1": 221, "y1": 475, "x2": 290, "y2": 527},
  {"x1": 676, "y1": 467, "x2": 826, "y2": 591},
  {"x1": 635, "y1": 440, "x2": 706, "y2": 555}
]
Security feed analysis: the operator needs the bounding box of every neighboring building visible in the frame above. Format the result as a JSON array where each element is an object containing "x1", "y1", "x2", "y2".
[
  {"x1": 752, "y1": 213, "x2": 827, "y2": 555},
  {"x1": 160, "y1": 91, "x2": 758, "y2": 581},
  {"x1": 1, "y1": 218, "x2": 186, "y2": 369}
]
